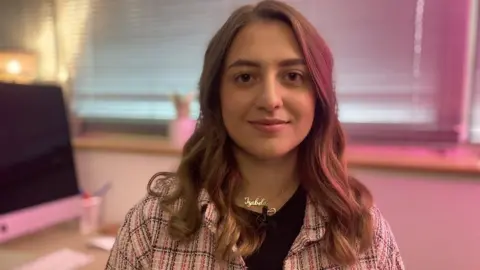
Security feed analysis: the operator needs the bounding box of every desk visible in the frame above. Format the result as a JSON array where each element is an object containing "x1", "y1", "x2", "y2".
[{"x1": 0, "y1": 222, "x2": 110, "y2": 269}]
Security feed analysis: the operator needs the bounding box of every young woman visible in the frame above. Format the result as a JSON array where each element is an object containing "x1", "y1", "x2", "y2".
[{"x1": 106, "y1": 1, "x2": 404, "y2": 269}]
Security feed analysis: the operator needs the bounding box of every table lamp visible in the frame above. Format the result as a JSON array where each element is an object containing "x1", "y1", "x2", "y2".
[{"x1": 0, "y1": 51, "x2": 38, "y2": 84}]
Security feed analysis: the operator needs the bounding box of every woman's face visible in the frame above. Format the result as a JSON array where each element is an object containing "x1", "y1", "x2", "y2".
[{"x1": 220, "y1": 20, "x2": 316, "y2": 160}]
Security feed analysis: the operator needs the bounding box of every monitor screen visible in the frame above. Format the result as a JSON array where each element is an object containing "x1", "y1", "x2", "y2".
[{"x1": 0, "y1": 83, "x2": 80, "y2": 215}]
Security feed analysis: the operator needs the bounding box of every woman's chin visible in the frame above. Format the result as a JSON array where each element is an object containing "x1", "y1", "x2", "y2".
[
  {"x1": 246, "y1": 146, "x2": 296, "y2": 161},
  {"x1": 232, "y1": 137, "x2": 300, "y2": 161}
]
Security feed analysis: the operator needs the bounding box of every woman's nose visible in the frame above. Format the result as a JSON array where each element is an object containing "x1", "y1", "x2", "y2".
[{"x1": 255, "y1": 75, "x2": 283, "y2": 111}]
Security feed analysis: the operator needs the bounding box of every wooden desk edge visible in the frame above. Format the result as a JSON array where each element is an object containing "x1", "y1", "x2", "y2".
[{"x1": 73, "y1": 134, "x2": 480, "y2": 176}]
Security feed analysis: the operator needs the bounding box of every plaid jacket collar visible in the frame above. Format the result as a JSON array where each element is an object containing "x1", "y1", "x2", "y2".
[{"x1": 197, "y1": 189, "x2": 327, "y2": 254}]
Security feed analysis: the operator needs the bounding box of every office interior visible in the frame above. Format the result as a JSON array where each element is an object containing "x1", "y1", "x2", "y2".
[{"x1": 0, "y1": 0, "x2": 479, "y2": 269}]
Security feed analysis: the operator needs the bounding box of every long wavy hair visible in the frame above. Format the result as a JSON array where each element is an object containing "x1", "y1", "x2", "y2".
[{"x1": 150, "y1": 0, "x2": 374, "y2": 266}]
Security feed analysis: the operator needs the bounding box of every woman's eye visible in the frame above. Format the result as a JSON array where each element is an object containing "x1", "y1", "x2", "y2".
[
  {"x1": 285, "y1": 72, "x2": 303, "y2": 83},
  {"x1": 235, "y1": 73, "x2": 253, "y2": 84}
]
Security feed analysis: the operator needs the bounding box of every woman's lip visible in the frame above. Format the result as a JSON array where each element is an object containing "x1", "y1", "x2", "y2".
[
  {"x1": 249, "y1": 122, "x2": 289, "y2": 133},
  {"x1": 248, "y1": 119, "x2": 289, "y2": 125}
]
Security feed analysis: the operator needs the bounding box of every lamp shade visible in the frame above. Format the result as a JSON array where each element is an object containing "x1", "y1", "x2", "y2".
[{"x1": 0, "y1": 51, "x2": 38, "y2": 84}]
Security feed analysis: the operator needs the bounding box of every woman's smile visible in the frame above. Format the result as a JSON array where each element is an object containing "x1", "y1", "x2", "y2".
[{"x1": 248, "y1": 118, "x2": 290, "y2": 133}]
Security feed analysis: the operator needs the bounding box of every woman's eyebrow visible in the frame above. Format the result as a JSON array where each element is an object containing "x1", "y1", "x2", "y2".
[{"x1": 227, "y1": 58, "x2": 305, "y2": 70}]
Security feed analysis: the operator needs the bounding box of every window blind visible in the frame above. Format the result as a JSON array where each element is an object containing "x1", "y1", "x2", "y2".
[
  {"x1": 70, "y1": 0, "x2": 468, "y2": 142},
  {"x1": 55, "y1": 0, "x2": 93, "y2": 83},
  {"x1": 72, "y1": 0, "x2": 231, "y2": 121},
  {"x1": 470, "y1": 24, "x2": 480, "y2": 143},
  {"x1": 472, "y1": 76, "x2": 480, "y2": 143}
]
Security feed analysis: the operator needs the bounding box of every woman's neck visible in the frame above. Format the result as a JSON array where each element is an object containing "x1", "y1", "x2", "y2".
[{"x1": 233, "y1": 148, "x2": 299, "y2": 208}]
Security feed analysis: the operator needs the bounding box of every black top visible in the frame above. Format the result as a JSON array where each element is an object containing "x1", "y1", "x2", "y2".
[{"x1": 242, "y1": 187, "x2": 307, "y2": 270}]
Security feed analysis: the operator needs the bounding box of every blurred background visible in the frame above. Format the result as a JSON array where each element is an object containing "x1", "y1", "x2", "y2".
[{"x1": 0, "y1": 0, "x2": 479, "y2": 269}]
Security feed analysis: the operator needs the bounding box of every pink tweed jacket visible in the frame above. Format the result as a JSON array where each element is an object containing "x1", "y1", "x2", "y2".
[{"x1": 106, "y1": 177, "x2": 405, "y2": 269}]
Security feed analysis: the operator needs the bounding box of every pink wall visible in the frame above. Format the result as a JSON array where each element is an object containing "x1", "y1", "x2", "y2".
[{"x1": 356, "y1": 169, "x2": 480, "y2": 270}]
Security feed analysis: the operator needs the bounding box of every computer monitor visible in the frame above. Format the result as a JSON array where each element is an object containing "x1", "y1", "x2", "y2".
[{"x1": 0, "y1": 82, "x2": 81, "y2": 243}]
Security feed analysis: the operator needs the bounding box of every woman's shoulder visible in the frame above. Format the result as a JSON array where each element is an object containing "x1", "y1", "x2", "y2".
[
  {"x1": 147, "y1": 172, "x2": 179, "y2": 198},
  {"x1": 369, "y1": 206, "x2": 398, "y2": 248},
  {"x1": 131, "y1": 172, "x2": 180, "y2": 220},
  {"x1": 367, "y1": 206, "x2": 405, "y2": 269},
  {"x1": 119, "y1": 173, "x2": 180, "y2": 237},
  {"x1": 106, "y1": 174, "x2": 180, "y2": 268}
]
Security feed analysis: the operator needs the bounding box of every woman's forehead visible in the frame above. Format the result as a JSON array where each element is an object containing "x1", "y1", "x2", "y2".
[{"x1": 224, "y1": 20, "x2": 304, "y2": 67}]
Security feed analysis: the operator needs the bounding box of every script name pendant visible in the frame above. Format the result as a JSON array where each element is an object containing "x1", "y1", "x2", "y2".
[{"x1": 244, "y1": 197, "x2": 268, "y2": 208}]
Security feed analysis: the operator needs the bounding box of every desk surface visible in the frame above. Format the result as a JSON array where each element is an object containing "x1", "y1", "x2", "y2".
[{"x1": 0, "y1": 222, "x2": 110, "y2": 270}]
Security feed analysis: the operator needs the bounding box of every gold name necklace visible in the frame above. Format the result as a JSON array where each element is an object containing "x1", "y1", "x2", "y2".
[
  {"x1": 244, "y1": 197, "x2": 277, "y2": 215},
  {"x1": 243, "y1": 184, "x2": 297, "y2": 216}
]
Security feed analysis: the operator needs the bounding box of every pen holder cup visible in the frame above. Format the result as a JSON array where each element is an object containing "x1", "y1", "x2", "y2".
[{"x1": 80, "y1": 196, "x2": 103, "y2": 235}]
